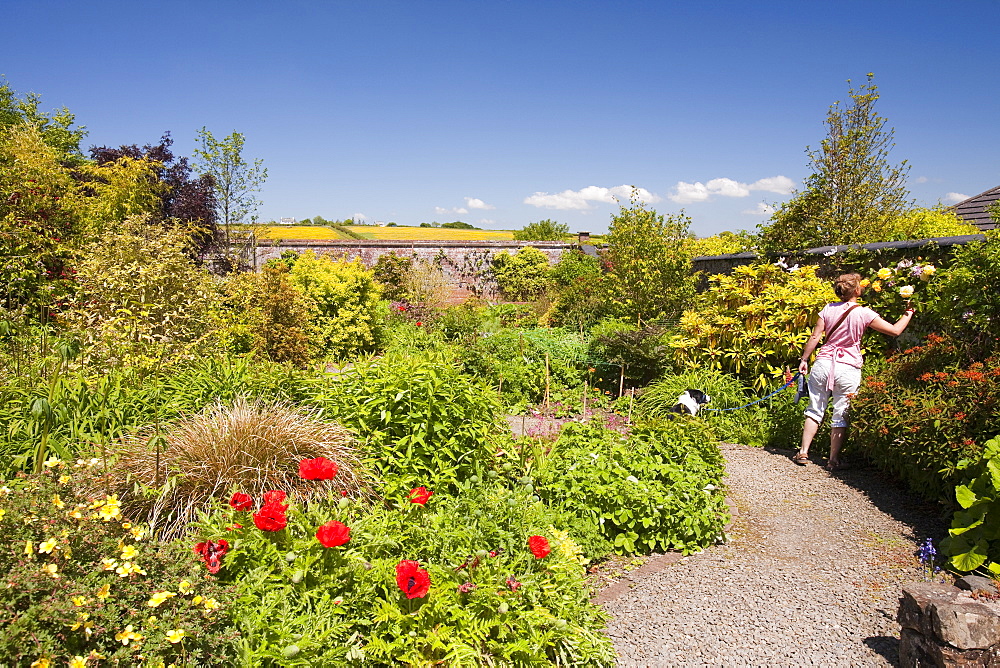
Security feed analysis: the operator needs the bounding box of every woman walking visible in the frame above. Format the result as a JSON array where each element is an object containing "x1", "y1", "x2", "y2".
[{"x1": 793, "y1": 273, "x2": 914, "y2": 471}]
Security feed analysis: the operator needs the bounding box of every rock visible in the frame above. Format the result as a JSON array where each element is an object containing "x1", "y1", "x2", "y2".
[
  {"x1": 931, "y1": 600, "x2": 1000, "y2": 650},
  {"x1": 900, "y1": 582, "x2": 962, "y2": 637},
  {"x1": 957, "y1": 576, "x2": 1000, "y2": 596}
]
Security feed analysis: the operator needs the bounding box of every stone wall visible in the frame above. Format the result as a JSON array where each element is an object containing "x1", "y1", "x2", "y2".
[
  {"x1": 255, "y1": 240, "x2": 573, "y2": 297},
  {"x1": 898, "y1": 579, "x2": 1000, "y2": 666}
]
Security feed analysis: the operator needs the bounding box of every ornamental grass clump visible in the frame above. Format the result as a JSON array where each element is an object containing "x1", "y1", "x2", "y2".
[{"x1": 101, "y1": 397, "x2": 372, "y2": 538}]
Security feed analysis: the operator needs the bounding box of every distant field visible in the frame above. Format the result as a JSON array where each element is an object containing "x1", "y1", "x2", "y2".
[
  {"x1": 257, "y1": 226, "x2": 348, "y2": 240},
  {"x1": 345, "y1": 226, "x2": 515, "y2": 241}
]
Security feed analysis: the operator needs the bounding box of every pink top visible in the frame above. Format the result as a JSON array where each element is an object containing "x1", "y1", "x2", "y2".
[{"x1": 814, "y1": 302, "x2": 878, "y2": 370}]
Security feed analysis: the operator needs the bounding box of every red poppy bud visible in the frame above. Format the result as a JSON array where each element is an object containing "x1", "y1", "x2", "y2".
[
  {"x1": 316, "y1": 520, "x2": 351, "y2": 547},
  {"x1": 408, "y1": 486, "x2": 433, "y2": 505}
]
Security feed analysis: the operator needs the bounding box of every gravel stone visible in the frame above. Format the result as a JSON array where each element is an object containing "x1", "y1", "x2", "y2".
[{"x1": 600, "y1": 443, "x2": 947, "y2": 666}]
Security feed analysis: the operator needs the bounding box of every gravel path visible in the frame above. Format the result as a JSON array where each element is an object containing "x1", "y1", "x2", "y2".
[{"x1": 601, "y1": 443, "x2": 947, "y2": 667}]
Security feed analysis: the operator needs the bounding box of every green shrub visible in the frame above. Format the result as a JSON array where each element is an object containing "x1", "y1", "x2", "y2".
[
  {"x1": 0, "y1": 464, "x2": 237, "y2": 666},
  {"x1": 851, "y1": 334, "x2": 1000, "y2": 502},
  {"x1": 459, "y1": 328, "x2": 587, "y2": 408},
  {"x1": 492, "y1": 247, "x2": 551, "y2": 301},
  {"x1": 940, "y1": 435, "x2": 1000, "y2": 573},
  {"x1": 588, "y1": 318, "x2": 670, "y2": 388},
  {"x1": 289, "y1": 251, "x2": 383, "y2": 359},
  {"x1": 668, "y1": 262, "x2": 833, "y2": 390},
  {"x1": 192, "y1": 485, "x2": 614, "y2": 666},
  {"x1": 314, "y1": 352, "x2": 502, "y2": 497},
  {"x1": 512, "y1": 219, "x2": 569, "y2": 241},
  {"x1": 533, "y1": 420, "x2": 728, "y2": 554},
  {"x1": 372, "y1": 254, "x2": 413, "y2": 302}
]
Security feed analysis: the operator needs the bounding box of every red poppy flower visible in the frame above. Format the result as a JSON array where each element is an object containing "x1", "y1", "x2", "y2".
[
  {"x1": 316, "y1": 520, "x2": 351, "y2": 547},
  {"x1": 253, "y1": 501, "x2": 288, "y2": 532},
  {"x1": 194, "y1": 539, "x2": 229, "y2": 574},
  {"x1": 225, "y1": 523, "x2": 243, "y2": 531},
  {"x1": 408, "y1": 486, "x2": 433, "y2": 505},
  {"x1": 395, "y1": 560, "x2": 431, "y2": 599},
  {"x1": 528, "y1": 535, "x2": 551, "y2": 559},
  {"x1": 262, "y1": 490, "x2": 287, "y2": 504},
  {"x1": 506, "y1": 575, "x2": 522, "y2": 591},
  {"x1": 229, "y1": 492, "x2": 253, "y2": 511},
  {"x1": 299, "y1": 457, "x2": 339, "y2": 481},
  {"x1": 416, "y1": 321, "x2": 423, "y2": 327}
]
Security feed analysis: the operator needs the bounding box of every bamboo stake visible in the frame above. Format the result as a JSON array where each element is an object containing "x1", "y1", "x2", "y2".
[
  {"x1": 544, "y1": 353, "x2": 550, "y2": 412},
  {"x1": 627, "y1": 389, "x2": 635, "y2": 425},
  {"x1": 619, "y1": 365, "x2": 625, "y2": 398},
  {"x1": 583, "y1": 380, "x2": 588, "y2": 418}
]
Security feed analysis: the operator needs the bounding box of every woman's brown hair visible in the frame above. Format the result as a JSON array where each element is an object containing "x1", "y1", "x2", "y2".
[{"x1": 833, "y1": 273, "x2": 862, "y2": 300}]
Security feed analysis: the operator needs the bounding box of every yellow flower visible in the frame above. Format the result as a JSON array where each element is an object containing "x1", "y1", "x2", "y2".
[
  {"x1": 52, "y1": 495, "x2": 66, "y2": 509},
  {"x1": 115, "y1": 561, "x2": 146, "y2": 577},
  {"x1": 859, "y1": 278, "x2": 870, "y2": 288},
  {"x1": 30, "y1": 658, "x2": 50, "y2": 668},
  {"x1": 43, "y1": 457, "x2": 63, "y2": 468},
  {"x1": 178, "y1": 580, "x2": 193, "y2": 594},
  {"x1": 877, "y1": 267, "x2": 892, "y2": 280},
  {"x1": 86, "y1": 651, "x2": 105, "y2": 661},
  {"x1": 165, "y1": 629, "x2": 185, "y2": 644},
  {"x1": 192, "y1": 595, "x2": 203, "y2": 605},
  {"x1": 38, "y1": 538, "x2": 58, "y2": 554},
  {"x1": 899, "y1": 285, "x2": 915, "y2": 298},
  {"x1": 130, "y1": 525, "x2": 146, "y2": 540},
  {"x1": 69, "y1": 508, "x2": 84, "y2": 519},
  {"x1": 120, "y1": 544, "x2": 138, "y2": 560},
  {"x1": 101, "y1": 558, "x2": 119, "y2": 571},
  {"x1": 872, "y1": 280, "x2": 882, "y2": 293},
  {"x1": 69, "y1": 612, "x2": 93, "y2": 636},
  {"x1": 114, "y1": 624, "x2": 144, "y2": 645},
  {"x1": 43, "y1": 563, "x2": 59, "y2": 578},
  {"x1": 96, "y1": 583, "x2": 111, "y2": 600},
  {"x1": 203, "y1": 597, "x2": 220, "y2": 611},
  {"x1": 25, "y1": 540, "x2": 34, "y2": 556},
  {"x1": 58, "y1": 474, "x2": 72, "y2": 484},
  {"x1": 0, "y1": 508, "x2": 5, "y2": 520},
  {"x1": 68, "y1": 657, "x2": 87, "y2": 668},
  {"x1": 71, "y1": 595, "x2": 89, "y2": 607},
  {"x1": 147, "y1": 591, "x2": 176, "y2": 607}
]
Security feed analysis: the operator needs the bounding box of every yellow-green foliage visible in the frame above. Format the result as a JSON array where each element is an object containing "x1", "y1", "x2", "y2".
[
  {"x1": 288, "y1": 250, "x2": 383, "y2": 359},
  {"x1": 668, "y1": 263, "x2": 834, "y2": 389},
  {"x1": 64, "y1": 215, "x2": 219, "y2": 370},
  {"x1": 687, "y1": 231, "x2": 755, "y2": 257},
  {"x1": 71, "y1": 156, "x2": 164, "y2": 235},
  {"x1": 890, "y1": 207, "x2": 979, "y2": 241},
  {"x1": 492, "y1": 246, "x2": 551, "y2": 300}
]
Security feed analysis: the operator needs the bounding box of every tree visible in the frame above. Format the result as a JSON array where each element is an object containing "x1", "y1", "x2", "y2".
[
  {"x1": 603, "y1": 198, "x2": 695, "y2": 324},
  {"x1": 513, "y1": 219, "x2": 569, "y2": 241},
  {"x1": 193, "y1": 128, "x2": 267, "y2": 244},
  {"x1": 89, "y1": 133, "x2": 217, "y2": 240},
  {"x1": 760, "y1": 74, "x2": 912, "y2": 252},
  {"x1": 442, "y1": 221, "x2": 476, "y2": 229},
  {"x1": 0, "y1": 78, "x2": 87, "y2": 164}
]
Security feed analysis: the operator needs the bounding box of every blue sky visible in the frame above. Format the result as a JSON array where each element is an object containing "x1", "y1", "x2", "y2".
[{"x1": 4, "y1": 0, "x2": 998, "y2": 236}]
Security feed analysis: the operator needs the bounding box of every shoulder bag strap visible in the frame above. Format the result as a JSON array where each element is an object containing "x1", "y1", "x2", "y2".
[{"x1": 825, "y1": 304, "x2": 860, "y2": 339}]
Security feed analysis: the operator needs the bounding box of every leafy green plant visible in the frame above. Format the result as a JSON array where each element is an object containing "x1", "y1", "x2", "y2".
[
  {"x1": 314, "y1": 352, "x2": 502, "y2": 497},
  {"x1": 192, "y1": 484, "x2": 614, "y2": 666},
  {"x1": 372, "y1": 253, "x2": 413, "y2": 302},
  {"x1": 512, "y1": 219, "x2": 569, "y2": 241},
  {"x1": 533, "y1": 420, "x2": 728, "y2": 554},
  {"x1": 940, "y1": 436, "x2": 1000, "y2": 572},
  {"x1": 0, "y1": 464, "x2": 238, "y2": 666}
]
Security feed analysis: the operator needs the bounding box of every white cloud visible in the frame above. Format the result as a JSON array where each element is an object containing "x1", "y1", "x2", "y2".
[
  {"x1": 352, "y1": 212, "x2": 367, "y2": 220},
  {"x1": 465, "y1": 197, "x2": 495, "y2": 210},
  {"x1": 741, "y1": 202, "x2": 776, "y2": 215},
  {"x1": 669, "y1": 175, "x2": 795, "y2": 204},
  {"x1": 943, "y1": 192, "x2": 969, "y2": 204},
  {"x1": 916, "y1": 176, "x2": 929, "y2": 184},
  {"x1": 477, "y1": 218, "x2": 496, "y2": 226},
  {"x1": 524, "y1": 185, "x2": 661, "y2": 210},
  {"x1": 434, "y1": 206, "x2": 468, "y2": 215}
]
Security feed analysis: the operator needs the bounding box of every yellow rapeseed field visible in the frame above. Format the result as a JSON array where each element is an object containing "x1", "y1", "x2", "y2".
[
  {"x1": 345, "y1": 226, "x2": 515, "y2": 241},
  {"x1": 257, "y1": 226, "x2": 347, "y2": 240}
]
